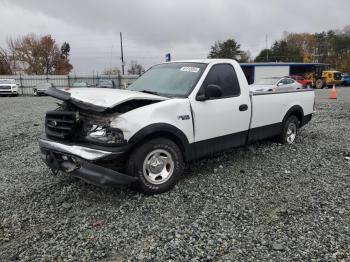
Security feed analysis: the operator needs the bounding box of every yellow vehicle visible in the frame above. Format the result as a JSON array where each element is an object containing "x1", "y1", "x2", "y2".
[
  {"x1": 241, "y1": 63, "x2": 343, "y2": 88},
  {"x1": 307, "y1": 70, "x2": 343, "y2": 89}
]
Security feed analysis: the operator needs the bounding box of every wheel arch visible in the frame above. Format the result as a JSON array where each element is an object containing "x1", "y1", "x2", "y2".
[
  {"x1": 128, "y1": 123, "x2": 191, "y2": 161},
  {"x1": 283, "y1": 105, "x2": 304, "y2": 127}
]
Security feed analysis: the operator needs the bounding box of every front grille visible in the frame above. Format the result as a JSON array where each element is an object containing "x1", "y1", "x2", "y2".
[
  {"x1": 45, "y1": 111, "x2": 81, "y2": 139},
  {"x1": 0, "y1": 86, "x2": 11, "y2": 90}
]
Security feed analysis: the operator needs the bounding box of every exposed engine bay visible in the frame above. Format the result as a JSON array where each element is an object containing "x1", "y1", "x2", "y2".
[{"x1": 44, "y1": 87, "x2": 165, "y2": 147}]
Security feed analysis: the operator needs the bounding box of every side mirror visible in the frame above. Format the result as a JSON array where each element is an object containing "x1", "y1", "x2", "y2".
[{"x1": 197, "y1": 84, "x2": 222, "y2": 101}]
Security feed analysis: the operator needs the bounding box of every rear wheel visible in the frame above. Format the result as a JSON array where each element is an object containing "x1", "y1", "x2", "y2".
[
  {"x1": 126, "y1": 138, "x2": 184, "y2": 194},
  {"x1": 315, "y1": 79, "x2": 324, "y2": 89},
  {"x1": 279, "y1": 115, "x2": 299, "y2": 145}
]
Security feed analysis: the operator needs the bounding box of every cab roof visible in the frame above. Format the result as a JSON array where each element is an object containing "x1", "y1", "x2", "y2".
[{"x1": 165, "y1": 59, "x2": 238, "y2": 64}]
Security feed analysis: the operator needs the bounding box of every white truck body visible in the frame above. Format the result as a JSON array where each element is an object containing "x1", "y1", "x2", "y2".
[{"x1": 38, "y1": 59, "x2": 315, "y2": 194}]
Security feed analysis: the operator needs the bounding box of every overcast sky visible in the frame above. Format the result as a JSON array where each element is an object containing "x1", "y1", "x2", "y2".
[{"x1": 1, "y1": 0, "x2": 349, "y2": 74}]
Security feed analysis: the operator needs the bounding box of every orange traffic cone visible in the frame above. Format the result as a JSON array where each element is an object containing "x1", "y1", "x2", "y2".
[{"x1": 329, "y1": 84, "x2": 337, "y2": 100}]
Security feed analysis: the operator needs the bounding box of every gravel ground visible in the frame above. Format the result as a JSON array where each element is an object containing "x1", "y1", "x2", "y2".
[{"x1": 0, "y1": 88, "x2": 349, "y2": 261}]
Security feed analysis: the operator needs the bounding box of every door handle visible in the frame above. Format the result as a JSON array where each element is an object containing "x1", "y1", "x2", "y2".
[{"x1": 239, "y1": 104, "x2": 248, "y2": 111}]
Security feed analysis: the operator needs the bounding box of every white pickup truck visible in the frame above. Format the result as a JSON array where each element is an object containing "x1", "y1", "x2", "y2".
[{"x1": 39, "y1": 59, "x2": 315, "y2": 194}]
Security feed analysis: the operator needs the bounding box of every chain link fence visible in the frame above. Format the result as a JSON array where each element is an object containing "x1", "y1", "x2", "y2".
[{"x1": 0, "y1": 74, "x2": 139, "y2": 95}]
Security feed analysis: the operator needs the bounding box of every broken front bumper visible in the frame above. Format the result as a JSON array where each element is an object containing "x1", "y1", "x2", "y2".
[{"x1": 38, "y1": 135, "x2": 137, "y2": 186}]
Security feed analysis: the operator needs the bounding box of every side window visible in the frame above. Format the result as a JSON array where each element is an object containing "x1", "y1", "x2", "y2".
[
  {"x1": 278, "y1": 79, "x2": 287, "y2": 85},
  {"x1": 201, "y1": 64, "x2": 240, "y2": 98}
]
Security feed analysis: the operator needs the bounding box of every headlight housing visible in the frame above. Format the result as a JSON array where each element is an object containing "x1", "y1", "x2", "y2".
[{"x1": 85, "y1": 125, "x2": 125, "y2": 146}]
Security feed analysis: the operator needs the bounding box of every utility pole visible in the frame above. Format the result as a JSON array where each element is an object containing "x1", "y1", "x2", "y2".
[
  {"x1": 265, "y1": 34, "x2": 269, "y2": 62},
  {"x1": 109, "y1": 45, "x2": 113, "y2": 72},
  {"x1": 120, "y1": 32, "x2": 125, "y2": 75}
]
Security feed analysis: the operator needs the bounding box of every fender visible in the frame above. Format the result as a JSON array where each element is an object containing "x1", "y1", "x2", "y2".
[
  {"x1": 128, "y1": 123, "x2": 191, "y2": 160},
  {"x1": 282, "y1": 105, "x2": 304, "y2": 126}
]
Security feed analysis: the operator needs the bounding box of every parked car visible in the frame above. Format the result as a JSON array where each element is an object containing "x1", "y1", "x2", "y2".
[
  {"x1": 97, "y1": 79, "x2": 115, "y2": 88},
  {"x1": 39, "y1": 59, "x2": 315, "y2": 194},
  {"x1": 342, "y1": 74, "x2": 350, "y2": 86},
  {"x1": 0, "y1": 79, "x2": 19, "y2": 96},
  {"x1": 250, "y1": 77, "x2": 302, "y2": 92},
  {"x1": 72, "y1": 81, "x2": 90, "y2": 88},
  {"x1": 33, "y1": 82, "x2": 55, "y2": 96},
  {"x1": 290, "y1": 75, "x2": 313, "y2": 88}
]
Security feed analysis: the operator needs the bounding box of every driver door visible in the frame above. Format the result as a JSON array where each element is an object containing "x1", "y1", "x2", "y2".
[{"x1": 189, "y1": 63, "x2": 251, "y2": 157}]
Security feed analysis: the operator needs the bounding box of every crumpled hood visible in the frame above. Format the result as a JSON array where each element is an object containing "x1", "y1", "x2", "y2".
[{"x1": 64, "y1": 88, "x2": 168, "y2": 109}]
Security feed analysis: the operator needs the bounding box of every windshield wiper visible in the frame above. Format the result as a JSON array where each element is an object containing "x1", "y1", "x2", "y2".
[{"x1": 140, "y1": 90, "x2": 160, "y2": 95}]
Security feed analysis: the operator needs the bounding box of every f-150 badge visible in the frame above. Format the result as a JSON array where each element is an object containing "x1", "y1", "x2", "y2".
[{"x1": 178, "y1": 115, "x2": 190, "y2": 120}]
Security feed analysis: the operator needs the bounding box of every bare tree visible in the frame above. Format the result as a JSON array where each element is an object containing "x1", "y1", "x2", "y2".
[
  {"x1": 0, "y1": 48, "x2": 12, "y2": 75},
  {"x1": 7, "y1": 34, "x2": 73, "y2": 75},
  {"x1": 103, "y1": 67, "x2": 121, "y2": 75},
  {"x1": 127, "y1": 60, "x2": 144, "y2": 75}
]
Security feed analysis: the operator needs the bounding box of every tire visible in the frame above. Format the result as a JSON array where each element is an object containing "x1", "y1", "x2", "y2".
[
  {"x1": 278, "y1": 115, "x2": 299, "y2": 145},
  {"x1": 126, "y1": 137, "x2": 185, "y2": 194},
  {"x1": 315, "y1": 79, "x2": 324, "y2": 89}
]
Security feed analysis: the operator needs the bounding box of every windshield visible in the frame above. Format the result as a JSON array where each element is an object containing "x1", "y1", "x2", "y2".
[
  {"x1": 255, "y1": 78, "x2": 280, "y2": 85},
  {"x1": 128, "y1": 62, "x2": 207, "y2": 97},
  {"x1": 0, "y1": 79, "x2": 16, "y2": 85}
]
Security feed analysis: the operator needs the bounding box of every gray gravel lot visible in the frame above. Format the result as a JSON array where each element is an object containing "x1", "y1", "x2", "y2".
[{"x1": 0, "y1": 88, "x2": 350, "y2": 261}]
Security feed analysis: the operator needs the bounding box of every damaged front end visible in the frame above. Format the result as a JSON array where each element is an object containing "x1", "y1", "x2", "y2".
[
  {"x1": 39, "y1": 104, "x2": 136, "y2": 185},
  {"x1": 39, "y1": 137, "x2": 137, "y2": 185},
  {"x1": 39, "y1": 87, "x2": 165, "y2": 186}
]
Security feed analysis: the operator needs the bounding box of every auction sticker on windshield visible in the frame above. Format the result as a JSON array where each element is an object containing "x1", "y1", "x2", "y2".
[{"x1": 180, "y1": 67, "x2": 200, "y2": 73}]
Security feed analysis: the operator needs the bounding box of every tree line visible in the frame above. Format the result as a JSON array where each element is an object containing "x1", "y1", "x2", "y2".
[
  {"x1": 0, "y1": 33, "x2": 145, "y2": 76},
  {"x1": 208, "y1": 25, "x2": 350, "y2": 73},
  {"x1": 1, "y1": 26, "x2": 349, "y2": 75}
]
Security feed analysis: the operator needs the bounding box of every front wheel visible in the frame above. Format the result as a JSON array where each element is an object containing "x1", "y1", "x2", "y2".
[
  {"x1": 279, "y1": 115, "x2": 299, "y2": 145},
  {"x1": 126, "y1": 138, "x2": 184, "y2": 194}
]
